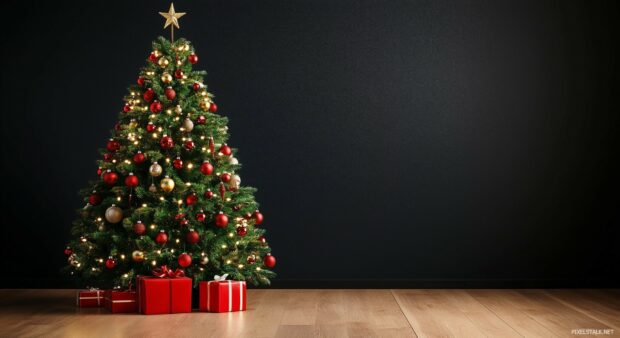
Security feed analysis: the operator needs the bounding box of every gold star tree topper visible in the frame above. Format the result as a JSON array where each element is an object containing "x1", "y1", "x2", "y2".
[{"x1": 159, "y1": 3, "x2": 186, "y2": 41}]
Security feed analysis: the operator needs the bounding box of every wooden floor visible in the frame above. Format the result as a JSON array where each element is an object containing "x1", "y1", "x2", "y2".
[{"x1": 0, "y1": 289, "x2": 618, "y2": 337}]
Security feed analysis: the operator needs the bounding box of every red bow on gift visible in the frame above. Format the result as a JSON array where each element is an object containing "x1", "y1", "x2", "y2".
[{"x1": 152, "y1": 265, "x2": 185, "y2": 278}]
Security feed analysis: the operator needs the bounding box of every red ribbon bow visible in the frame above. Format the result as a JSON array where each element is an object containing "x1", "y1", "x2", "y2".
[{"x1": 152, "y1": 265, "x2": 185, "y2": 278}]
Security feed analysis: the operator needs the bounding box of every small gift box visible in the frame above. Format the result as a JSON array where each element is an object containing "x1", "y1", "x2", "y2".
[
  {"x1": 199, "y1": 274, "x2": 247, "y2": 312},
  {"x1": 76, "y1": 288, "x2": 104, "y2": 307},
  {"x1": 137, "y1": 266, "x2": 192, "y2": 315},
  {"x1": 104, "y1": 289, "x2": 137, "y2": 313}
]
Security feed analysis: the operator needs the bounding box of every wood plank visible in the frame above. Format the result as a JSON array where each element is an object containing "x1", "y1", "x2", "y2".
[
  {"x1": 468, "y1": 289, "x2": 560, "y2": 337},
  {"x1": 544, "y1": 289, "x2": 620, "y2": 331},
  {"x1": 393, "y1": 289, "x2": 498, "y2": 337},
  {"x1": 514, "y1": 290, "x2": 615, "y2": 336}
]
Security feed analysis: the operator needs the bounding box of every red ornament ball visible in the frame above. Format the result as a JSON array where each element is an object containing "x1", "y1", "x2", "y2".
[
  {"x1": 150, "y1": 100, "x2": 163, "y2": 113},
  {"x1": 253, "y1": 210, "x2": 264, "y2": 225},
  {"x1": 220, "y1": 173, "x2": 231, "y2": 183},
  {"x1": 263, "y1": 254, "x2": 276, "y2": 268},
  {"x1": 236, "y1": 226, "x2": 248, "y2": 237},
  {"x1": 123, "y1": 104, "x2": 131, "y2": 113},
  {"x1": 179, "y1": 219, "x2": 189, "y2": 227},
  {"x1": 184, "y1": 139, "x2": 195, "y2": 151},
  {"x1": 148, "y1": 52, "x2": 158, "y2": 62},
  {"x1": 204, "y1": 190, "x2": 214, "y2": 199},
  {"x1": 209, "y1": 102, "x2": 218, "y2": 113},
  {"x1": 185, "y1": 193, "x2": 198, "y2": 206},
  {"x1": 103, "y1": 153, "x2": 114, "y2": 162},
  {"x1": 133, "y1": 151, "x2": 146, "y2": 164},
  {"x1": 155, "y1": 231, "x2": 168, "y2": 245},
  {"x1": 258, "y1": 236, "x2": 266, "y2": 244},
  {"x1": 133, "y1": 221, "x2": 146, "y2": 235},
  {"x1": 200, "y1": 161, "x2": 214, "y2": 175},
  {"x1": 195, "y1": 210, "x2": 206, "y2": 222},
  {"x1": 178, "y1": 253, "x2": 192, "y2": 267},
  {"x1": 97, "y1": 167, "x2": 103, "y2": 176},
  {"x1": 64, "y1": 247, "x2": 73, "y2": 256},
  {"x1": 137, "y1": 76, "x2": 145, "y2": 86},
  {"x1": 107, "y1": 139, "x2": 120, "y2": 152},
  {"x1": 192, "y1": 82, "x2": 201, "y2": 91},
  {"x1": 160, "y1": 135, "x2": 174, "y2": 150},
  {"x1": 173, "y1": 157, "x2": 183, "y2": 169},
  {"x1": 125, "y1": 173, "x2": 139, "y2": 188},
  {"x1": 215, "y1": 212, "x2": 228, "y2": 228},
  {"x1": 188, "y1": 53, "x2": 198, "y2": 64},
  {"x1": 103, "y1": 170, "x2": 118, "y2": 185},
  {"x1": 219, "y1": 144, "x2": 232, "y2": 156},
  {"x1": 247, "y1": 255, "x2": 256, "y2": 264},
  {"x1": 165, "y1": 87, "x2": 176, "y2": 100},
  {"x1": 105, "y1": 257, "x2": 117, "y2": 269},
  {"x1": 143, "y1": 88, "x2": 155, "y2": 102},
  {"x1": 88, "y1": 193, "x2": 102, "y2": 206},
  {"x1": 146, "y1": 122, "x2": 156, "y2": 133},
  {"x1": 186, "y1": 230, "x2": 199, "y2": 244},
  {"x1": 175, "y1": 213, "x2": 186, "y2": 221},
  {"x1": 174, "y1": 69, "x2": 184, "y2": 79},
  {"x1": 196, "y1": 115, "x2": 206, "y2": 124}
]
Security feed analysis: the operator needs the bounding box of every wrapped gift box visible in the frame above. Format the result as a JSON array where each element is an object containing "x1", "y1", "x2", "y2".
[
  {"x1": 137, "y1": 275, "x2": 192, "y2": 315},
  {"x1": 199, "y1": 277, "x2": 246, "y2": 312},
  {"x1": 104, "y1": 289, "x2": 137, "y2": 313},
  {"x1": 76, "y1": 289, "x2": 104, "y2": 307}
]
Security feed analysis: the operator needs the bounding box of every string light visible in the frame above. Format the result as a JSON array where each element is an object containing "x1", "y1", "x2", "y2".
[
  {"x1": 221, "y1": 244, "x2": 227, "y2": 249},
  {"x1": 185, "y1": 182, "x2": 192, "y2": 186},
  {"x1": 237, "y1": 264, "x2": 244, "y2": 269},
  {"x1": 142, "y1": 203, "x2": 148, "y2": 207},
  {"x1": 152, "y1": 133, "x2": 158, "y2": 139},
  {"x1": 151, "y1": 260, "x2": 157, "y2": 266},
  {"x1": 117, "y1": 196, "x2": 122, "y2": 201},
  {"x1": 120, "y1": 254, "x2": 126, "y2": 260},
  {"x1": 157, "y1": 250, "x2": 161, "y2": 254},
  {"x1": 228, "y1": 233, "x2": 234, "y2": 238},
  {"x1": 159, "y1": 196, "x2": 165, "y2": 201},
  {"x1": 122, "y1": 274, "x2": 129, "y2": 278},
  {"x1": 96, "y1": 217, "x2": 102, "y2": 222},
  {"x1": 256, "y1": 267, "x2": 261, "y2": 271},
  {"x1": 175, "y1": 239, "x2": 180, "y2": 244},
  {"x1": 187, "y1": 163, "x2": 193, "y2": 169},
  {"x1": 171, "y1": 249, "x2": 175, "y2": 253},
  {"x1": 150, "y1": 224, "x2": 157, "y2": 229},
  {"x1": 226, "y1": 260, "x2": 231, "y2": 264}
]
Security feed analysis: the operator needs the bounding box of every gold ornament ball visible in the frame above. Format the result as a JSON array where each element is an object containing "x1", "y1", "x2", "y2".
[
  {"x1": 230, "y1": 174, "x2": 241, "y2": 190},
  {"x1": 200, "y1": 255, "x2": 209, "y2": 265},
  {"x1": 182, "y1": 118, "x2": 194, "y2": 132},
  {"x1": 129, "y1": 119, "x2": 138, "y2": 128},
  {"x1": 160, "y1": 176, "x2": 175, "y2": 192},
  {"x1": 174, "y1": 105, "x2": 183, "y2": 114},
  {"x1": 199, "y1": 99, "x2": 211, "y2": 111},
  {"x1": 153, "y1": 50, "x2": 161, "y2": 58},
  {"x1": 149, "y1": 183, "x2": 158, "y2": 193},
  {"x1": 158, "y1": 57, "x2": 170, "y2": 68},
  {"x1": 229, "y1": 157, "x2": 239, "y2": 165},
  {"x1": 105, "y1": 204, "x2": 123, "y2": 223},
  {"x1": 132, "y1": 250, "x2": 145, "y2": 262},
  {"x1": 149, "y1": 162, "x2": 163, "y2": 177},
  {"x1": 161, "y1": 72, "x2": 173, "y2": 84}
]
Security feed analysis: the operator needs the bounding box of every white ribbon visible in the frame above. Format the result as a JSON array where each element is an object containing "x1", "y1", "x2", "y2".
[{"x1": 213, "y1": 274, "x2": 228, "y2": 281}]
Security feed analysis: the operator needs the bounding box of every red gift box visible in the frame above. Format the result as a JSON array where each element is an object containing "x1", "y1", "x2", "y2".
[
  {"x1": 104, "y1": 289, "x2": 137, "y2": 313},
  {"x1": 137, "y1": 267, "x2": 192, "y2": 315},
  {"x1": 199, "y1": 275, "x2": 246, "y2": 312},
  {"x1": 76, "y1": 289, "x2": 104, "y2": 307}
]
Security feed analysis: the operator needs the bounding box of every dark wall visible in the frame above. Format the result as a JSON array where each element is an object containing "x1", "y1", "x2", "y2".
[{"x1": 1, "y1": 0, "x2": 618, "y2": 288}]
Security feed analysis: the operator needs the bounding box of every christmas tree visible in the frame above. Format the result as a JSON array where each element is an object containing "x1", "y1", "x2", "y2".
[{"x1": 64, "y1": 4, "x2": 276, "y2": 288}]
